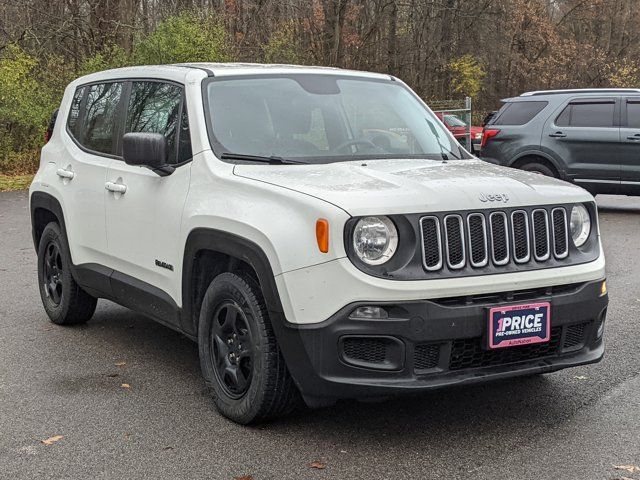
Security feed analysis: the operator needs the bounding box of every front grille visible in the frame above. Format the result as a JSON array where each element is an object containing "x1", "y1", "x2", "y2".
[
  {"x1": 414, "y1": 344, "x2": 441, "y2": 370},
  {"x1": 552, "y1": 208, "x2": 569, "y2": 258},
  {"x1": 532, "y1": 209, "x2": 550, "y2": 260},
  {"x1": 420, "y1": 216, "x2": 442, "y2": 270},
  {"x1": 511, "y1": 210, "x2": 530, "y2": 262},
  {"x1": 449, "y1": 327, "x2": 562, "y2": 370},
  {"x1": 489, "y1": 212, "x2": 509, "y2": 265},
  {"x1": 444, "y1": 215, "x2": 465, "y2": 269},
  {"x1": 467, "y1": 214, "x2": 488, "y2": 267},
  {"x1": 413, "y1": 320, "x2": 593, "y2": 374},
  {"x1": 564, "y1": 322, "x2": 587, "y2": 348},
  {"x1": 421, "y1": 206, "x2": 570, "y2": 272}
]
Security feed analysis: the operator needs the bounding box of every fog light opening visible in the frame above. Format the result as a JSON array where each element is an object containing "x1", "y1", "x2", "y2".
[{"x1": 349, "y1": 306, "x2": 389, "y2": 320}]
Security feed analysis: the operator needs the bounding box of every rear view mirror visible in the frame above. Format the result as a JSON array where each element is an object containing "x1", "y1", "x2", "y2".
[{"x1": 122, "y1": 132, "x2": 174, "y2": 176}]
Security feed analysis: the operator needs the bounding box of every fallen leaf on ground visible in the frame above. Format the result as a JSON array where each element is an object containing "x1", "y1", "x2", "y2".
[
  {"x1": 121, "y1": 383, "x2": 131, "y2": 389},
  {"x1": 41, "y1": 435, "x2": 63, "y2": 446},
  {"x1": 574, "y1": 375, "x2": 588, "y2": 380},
  {"x1": 233, "y1": 476, "x2": 253, "y2": 480},
  {"x1": 309, "y1": 461, "x2": 326, "y2": 469},
  {"x1": 114, "y1": 361, "x2": 126, "y2": 367},
  {"x1": 163, "y1": 446, "x2": 173, "y2": 451},
  {"x1": 614, "y1": 465, "x2": 640, "y2": 473},
  {"x1": 105, "y1": 373, "x2": 119, "y2": 378}
]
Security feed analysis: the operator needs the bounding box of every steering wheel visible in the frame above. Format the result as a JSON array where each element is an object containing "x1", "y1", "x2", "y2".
[{"x1": 333, "y1": 138, "x2": 381, "y2": 153}]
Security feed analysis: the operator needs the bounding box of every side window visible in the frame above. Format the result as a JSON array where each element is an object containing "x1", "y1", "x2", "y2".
[
  {"x1": 125, "y1": 81, "x2": 185, "y2": 165},
  {"x1": 626, "y1": 101, "x2": 640, "y2": 129},
  {"x1": 83, "y1": 82, "x2": 124, "y2": 154},
  {"x1": 67, "y1": 87, "x2": 85, "y2": 140},
  {"x1": 556, "y1": 101, "x2": 615, "y2": 127},
  {"x1": 491, "y1": 101, "x2": 548, "y2": 126}
]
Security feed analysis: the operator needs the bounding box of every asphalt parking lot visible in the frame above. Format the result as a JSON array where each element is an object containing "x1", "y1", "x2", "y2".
[{"x1": 1, "y1": 190, "x2": 639, "y2": 480}]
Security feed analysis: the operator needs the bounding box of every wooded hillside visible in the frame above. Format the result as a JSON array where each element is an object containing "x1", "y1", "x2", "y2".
[{"x1": 1, "y1": 0, "x2": 638, "y2": 173}]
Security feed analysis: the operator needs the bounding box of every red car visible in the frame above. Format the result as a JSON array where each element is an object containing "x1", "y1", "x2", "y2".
[{"x1": 435, "y1": 112, "x2": 483, "y2": 153}]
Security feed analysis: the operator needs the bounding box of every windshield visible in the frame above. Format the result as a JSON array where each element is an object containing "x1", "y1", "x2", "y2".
[
  {"x1": 204, "y1": 75, "x2": 468, "y2": 163},
  {"x1": 443, "y1": 114, "x2": 467, "y2": 127}
]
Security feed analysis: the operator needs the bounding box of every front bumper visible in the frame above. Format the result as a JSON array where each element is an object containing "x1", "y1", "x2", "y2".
[{"x1": 274, "y1": 279, "x2": 607, "y2": 402}]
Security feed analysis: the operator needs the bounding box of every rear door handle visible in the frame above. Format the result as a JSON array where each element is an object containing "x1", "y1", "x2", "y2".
[
  {"x1": 56, "y1": 168, "x2": 75, "y2": 179},
  {"x1": 549, "y1": 131, "x2": 566, "y2": 138},
  {"x1": 105, "y1": 181, "x2": 127, "y2": 194}
]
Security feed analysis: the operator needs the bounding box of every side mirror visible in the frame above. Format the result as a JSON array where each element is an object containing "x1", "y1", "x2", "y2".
[{"x1": 123, "y1": 132, "x2": 173, "y2": 175}]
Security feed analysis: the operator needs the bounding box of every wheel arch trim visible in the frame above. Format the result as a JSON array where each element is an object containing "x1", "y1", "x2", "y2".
[
  {"x1": 181, "y1": 228, "x2": 286, "y2": 335},
  {"x1": 30, "y1": 191, "x2": 67, "y2": 252}
]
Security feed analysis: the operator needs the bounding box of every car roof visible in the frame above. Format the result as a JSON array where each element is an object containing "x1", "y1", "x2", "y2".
[
  {"x1": 70, "y1": 63, "x2": 392, "y2": 88},
  {"x1": 519, "y1": 88, "x2": 640, "y2": 97}
]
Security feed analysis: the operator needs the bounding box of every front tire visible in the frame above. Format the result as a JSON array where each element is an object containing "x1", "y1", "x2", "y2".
[
  {"x1": 198, "y1": 272, "x2": 299, "y2": 424},
  {"x1": 37, "y1": 222, "x2": 97, "y2": 325}
]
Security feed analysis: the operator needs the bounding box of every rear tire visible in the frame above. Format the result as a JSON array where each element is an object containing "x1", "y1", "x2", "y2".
[
  {"x1": 37, "y1": 222, "x2": 97, "y2": 325},
  {"x1": 198, "y1": 272, "x2": 300, "y2": 424},
  {"x1": 519, "y1": 161, "x2": 557, "y2": 178}
]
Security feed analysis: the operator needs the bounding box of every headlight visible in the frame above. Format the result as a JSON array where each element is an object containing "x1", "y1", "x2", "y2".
[
  {"x1": 570, "y1": 204, "x2": 591, "y2": 247},
  {"x1": 474, "y1": 132, "x2": 482, "y2": 139},
  {"x1": 353, "y1": 216, "x2": 398, "y2": 265}
]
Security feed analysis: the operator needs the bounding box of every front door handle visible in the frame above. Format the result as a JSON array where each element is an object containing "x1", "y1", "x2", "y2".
[
  {"x1": 56, "y1": 168, "x2": 75, "y2": 179},
  {"x1": 626, "y1": 134, "x2": 640, "y2": 141},
  {"x1": 549, "y1": 131, "x2": 566, "y2": 138},
  {"x1": 105, "y1": 181, "x2": 127, "y2": 194}
]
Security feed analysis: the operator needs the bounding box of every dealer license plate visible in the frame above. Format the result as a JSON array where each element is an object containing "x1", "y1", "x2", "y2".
[{"x1": 488, "y1": 302, "x2": 551, "y2": 349}]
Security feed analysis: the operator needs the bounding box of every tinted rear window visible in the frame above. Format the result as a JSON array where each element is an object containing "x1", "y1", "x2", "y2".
[
  {"x1": 67, "y1": 82, "x2": 124, "y2": 155},
  {"x1": 491, "y1": 101, "x2": 548, "y2": 125},
  {"x1": 556, "y1": 100, "x2": 615, "y2": 127},
  {"x1": 83, "y1": 82, "x2": 124, "y2": 154},
  {"x1": 626, "y1": 101, "x2": 640, "y2": 128}
]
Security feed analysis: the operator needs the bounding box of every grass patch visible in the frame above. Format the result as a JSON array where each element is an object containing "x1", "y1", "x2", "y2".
[{"x1": 0, "y1": 174, "x2": 34, "y2": 192}]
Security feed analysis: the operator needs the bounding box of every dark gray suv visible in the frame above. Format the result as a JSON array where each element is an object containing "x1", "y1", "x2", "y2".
[{"x1": 480, "y1": 88, "x2": 640, "y2": 196}]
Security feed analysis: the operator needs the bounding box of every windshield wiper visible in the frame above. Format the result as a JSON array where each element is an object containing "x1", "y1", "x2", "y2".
[
  {"x1": 220, "y1": 152, "x2": 305, "y2": 165},
  {"x1": 425, "y1": 118, "x2": 460, "y2": 160}
]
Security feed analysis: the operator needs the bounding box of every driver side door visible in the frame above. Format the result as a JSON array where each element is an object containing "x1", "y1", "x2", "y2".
[{"x1": 105, "y1": 80, "x2": 193, "y2": 319}]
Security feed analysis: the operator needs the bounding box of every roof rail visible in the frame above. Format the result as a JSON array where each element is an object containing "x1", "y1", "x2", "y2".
[{"x1": 520, "y1": 88, "x2": 640, "y2": 97}]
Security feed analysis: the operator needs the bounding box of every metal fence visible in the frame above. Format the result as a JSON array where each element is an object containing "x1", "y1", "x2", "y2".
[{"x1": 430, "y1": 97, "x2": 473, "y2": 151}]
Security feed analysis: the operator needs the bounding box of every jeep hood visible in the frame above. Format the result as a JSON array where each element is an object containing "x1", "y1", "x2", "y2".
[{"x1": 233, "y1": 158, "x2": 592, "y2": 216}]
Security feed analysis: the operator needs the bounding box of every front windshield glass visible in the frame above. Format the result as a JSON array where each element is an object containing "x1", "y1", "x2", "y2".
[{"x1": 204, "y1": 75, "x2": 468, "y2": 163}]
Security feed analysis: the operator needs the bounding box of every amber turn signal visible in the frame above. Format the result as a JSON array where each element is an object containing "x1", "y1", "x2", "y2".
[
  {"x1": 316, "y1": 219, "x2": 329, "y2": 253},
  {"x1": 600, "y1": 280, "x2": 607, "y2": 297}
]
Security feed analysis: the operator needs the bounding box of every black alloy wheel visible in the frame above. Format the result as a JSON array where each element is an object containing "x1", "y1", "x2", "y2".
[
  {"x1": 210, "y1": 301, "x2": 254, "y2": 398},
  {"x1": 42, "y1": 241, "x2": 64, "y2": 305}
]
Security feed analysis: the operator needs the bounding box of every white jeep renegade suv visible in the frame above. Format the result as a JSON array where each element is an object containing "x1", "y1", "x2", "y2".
[{"x1": 30, "y1": 64, "x2": 608, "y2": 424}]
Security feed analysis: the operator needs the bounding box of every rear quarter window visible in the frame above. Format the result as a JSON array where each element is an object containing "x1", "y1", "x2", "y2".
[
  {"x1": 491, "y1": 101, "x2": 548, "y2": 126},
  {"x1": 67, "y1": 87, "x2": 85, "y2": 139}
]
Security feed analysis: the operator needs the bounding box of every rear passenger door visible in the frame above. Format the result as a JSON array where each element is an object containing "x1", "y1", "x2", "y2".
[
  {"x1": 619, "y1": 97, "x2": 640, "y2": 193},
  {"x1": 542, "y1": 97, "x2": 620, "y2": 189},
  {"x1": 104, "y1": 80, "x2": 193, "y2": 314},
  {"x1": 61, "y1": 82, "x2": 124, "y2": 267}
]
